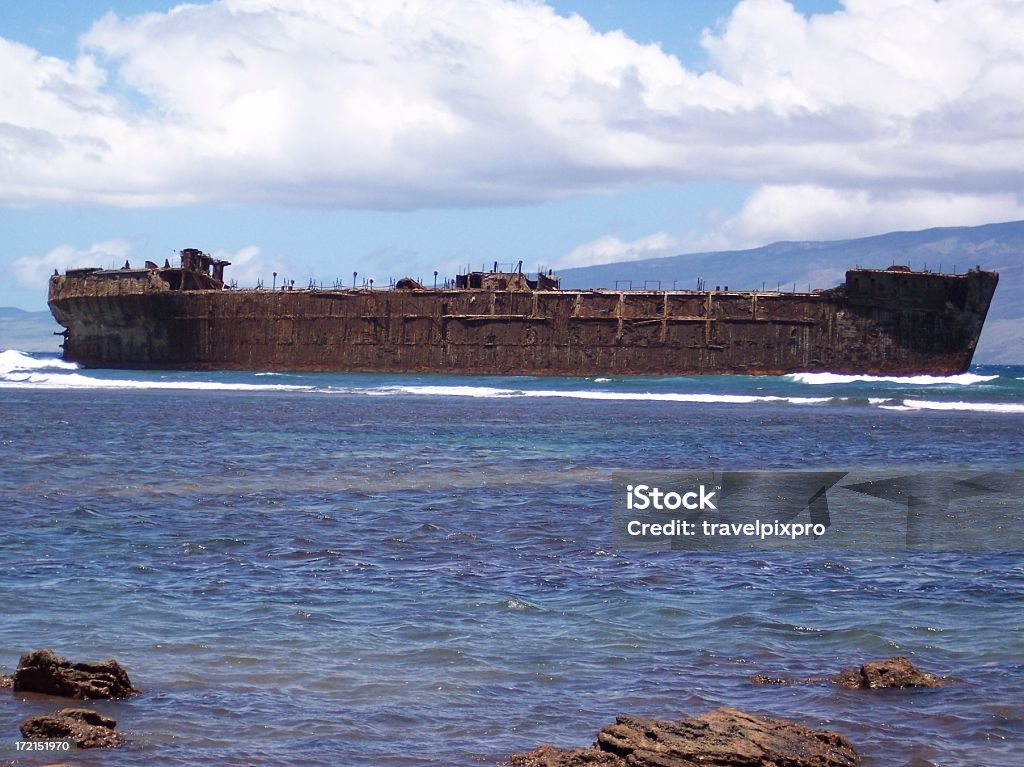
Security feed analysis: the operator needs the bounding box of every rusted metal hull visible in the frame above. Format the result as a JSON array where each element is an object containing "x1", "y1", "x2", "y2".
[{"x1": 48, "y1": 268, "x2": 999, "y2": 375}]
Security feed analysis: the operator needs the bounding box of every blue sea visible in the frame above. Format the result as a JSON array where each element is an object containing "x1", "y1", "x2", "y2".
[{"x1": 1, "y1": 349, "x2": 1022, "y2": 766}]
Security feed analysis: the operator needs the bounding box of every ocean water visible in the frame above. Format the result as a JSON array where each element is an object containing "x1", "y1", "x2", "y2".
[{"x1": 1, "y1": 349, "x2": 1022, "y2": 766}]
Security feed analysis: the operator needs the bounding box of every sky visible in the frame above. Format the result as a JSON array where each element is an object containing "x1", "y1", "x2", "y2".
[{"x1": 2, "y1": 0, "x2": 1023, "y2": 309}]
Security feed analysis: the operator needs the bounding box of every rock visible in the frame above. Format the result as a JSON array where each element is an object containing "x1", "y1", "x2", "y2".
[
  {"x1": 20, "y1": 707, "x2": 123, "y2": 749},
  {"x1": 0, "y1": 674, "x2": 12, "y2": 689},
  {"x1": 752, "y1": 656, "x2": 944, "y2": 689},
  {"x1": 751, "y1": 673, "x2": 808, "y2": 685},
  {"x1": 507, "y1": 706, "x2": 860, "y2": 767},
  {"x1": 834, "y1": 657, "x2": 943, "y2": 689},
  {"x1": 508, "y1": 744, "x2": 624, "y2": 766},
  {"x1": 751, "y1": 672, "x2": 833, "y2": 685},
  {"x1": 13, "y1": 649, "x2": 137, "y2": 699},
  {"x1": 833, "y1": 666, "x2": 865, "y2": 688}
]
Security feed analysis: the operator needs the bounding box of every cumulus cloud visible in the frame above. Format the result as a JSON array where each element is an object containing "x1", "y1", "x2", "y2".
[
  {"x1": 555, "y1": 232, "x2": 682, "y2": 269},
  {"x1": 721, "y1": 185, "x2": 1024, "y2": 245},
  {"x1": 12, "y1": 240, "x2": 134, "y2": 286},
  {"x1": 561, "y1": 185, "x2": 1024, "y2": 268},
  {"x1": 211, "y1": 245, "x2": 291, "y2": 288},
  {"x1": 0, "y1": 0, "x2": 1022, "y2": 216},
  {"x1": 10, "y1": 241, "x2": 288, "y2": 293}
]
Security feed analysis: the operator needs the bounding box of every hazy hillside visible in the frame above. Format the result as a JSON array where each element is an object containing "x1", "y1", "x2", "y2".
[
  {"x1": 559, "y1": 220, "x2": 1023, "y2": 364},
  {"x1": 0, "y1": 307, "x2": 62, "y2": 353}
]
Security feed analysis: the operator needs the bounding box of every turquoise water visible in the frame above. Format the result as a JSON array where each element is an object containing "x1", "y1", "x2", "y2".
[{"x1": 1, "y1": 351, "x2": 1022, "y2": 766}]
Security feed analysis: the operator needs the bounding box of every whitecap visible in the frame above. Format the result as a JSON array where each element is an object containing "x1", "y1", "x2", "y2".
[
  {"x1": 0, "y1": 349, "x2": 78, "y2": 374},
  {"x1": 0, "y1": 369, "x2": 314, "y2": 392},
  {"x1": 787, "y1": 371, "x2": 998, "y2": 386},
  {"x1": 369, "y1": 384, "x2": 832, "y2": 406},
  {"x1": 901, "y1": 399, "x2": 1024, "y2": 414},
  {"x1": 363, "y1": 384, "x2": 512, "y2": 398},
  {"x1": 502, "y1": 597, "x2": 539, "y2": 611},
  {"x1": 0, "y1": 349, "x2": 318, "y2": 391}
]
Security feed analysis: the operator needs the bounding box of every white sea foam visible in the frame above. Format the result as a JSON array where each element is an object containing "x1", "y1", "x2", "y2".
[
  {"x1": 0, "y1": 349, "x2": 79, "y2": 374},
  {"x1": 0, "y1": 370, "x2": 314, "y2": 391},
  {"x1": 0, "y1": 351, "x2": 314, "y2": 392},
  {"x1": 901, "y1": 399, "x2": 1024, "y2": 414},
  {"x1": 372, "y1": 384, "x2": 832, "y2": 406},
  {"x1": 363, "y1": 385, "x2": 513, "y2": 398},
  {"x1": 2, "y1": 349, "x2": 1017, "y2": 409},
  {"x1": 787, "y1": 371, "x2": 997, "y2": 386}
]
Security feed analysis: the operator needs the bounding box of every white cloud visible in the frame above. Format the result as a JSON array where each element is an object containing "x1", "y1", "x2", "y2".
[
  {"x1": 0, "y1": 0, "x2": 1021, "y2": 214},
  {"x1": 12, "y1": 240, "x2": 134, "y2": 287},
  {"x1": 211, "y1": 245, "x2": 291, "y2": 288},
  {"x1": 561, "y1": 184, "x2": 1024, "y2": 271},
  {"x1": 722, "y1": 185, "x2": 1024, "y2": 245},
  {"x1": 555, "y1": 232, "x2": 682, "y2": 269},
  {"x1": 10, "y1": 241, "x2": 292, "y2": 293}
]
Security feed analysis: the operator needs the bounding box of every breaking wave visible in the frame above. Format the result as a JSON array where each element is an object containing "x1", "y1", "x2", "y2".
[
  {"x1": 0, "y1": 350, "x2": 313, "y2": 392},
  {"x1": 0, "y1": 349, "x2": 78, "y2": 373},
  {"x1": 787, "y1": 371, "x2": 998, "y2": 386},
  {"x1": 368, "y1": 384, "x2": 833, "y2": 406},
  {"x1": 898, "y1": 399, "x2": 1024, "y2": 414},
  {"x1": 2, "y1": 349, "x2": 1021, "y2": 414}
]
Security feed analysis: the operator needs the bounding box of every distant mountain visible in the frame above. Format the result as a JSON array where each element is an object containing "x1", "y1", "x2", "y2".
[
  {"x1": 0, "y1": 308, "x2": 63, "y2": 353},
  {"x1": 558, "y1": 220, "x2": 1024, "y2": 364}
]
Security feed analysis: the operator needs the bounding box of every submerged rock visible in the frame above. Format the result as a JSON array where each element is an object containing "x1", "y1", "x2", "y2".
[
  {"x1": 752, "y1": 656, "x2": 944, "y2": 689},
  {"x1": 13, "y1": 649, "x2": 137, "y2": 699},
  {"x1": 0, "y1": 674, "x2": 12, "y2": 689},
  {"x1": 507, "y1": 706, "x2": 860, "y2": 767},
  {"x1": 751, "y1": 673, "x2": 812, "y2": 686},
  {"x1": 510, "y1": 744, "x2": 624, "y2": 767},
  {"x1": 20, "y1": 707, "x2": 123, "y2": 749},
  {"x1": 834, "y1": 657, "x2": 943, "y2": 689}
]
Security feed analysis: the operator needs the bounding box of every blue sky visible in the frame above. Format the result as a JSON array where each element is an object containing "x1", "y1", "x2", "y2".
[{"x1": 2, "y1": 0, "x2": 1022, "y2": 309}]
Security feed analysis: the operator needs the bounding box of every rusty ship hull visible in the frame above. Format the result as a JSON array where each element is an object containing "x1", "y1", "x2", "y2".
[{"x1": 48, "y1": 255, "x2": 999, "y2": 376}]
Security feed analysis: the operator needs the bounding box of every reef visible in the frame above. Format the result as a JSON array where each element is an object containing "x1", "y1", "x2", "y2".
[
  {"x1": 13, "y1": 648, "x2": 137, "y2": 700},
  {"x1": 507, "y1": 706, "x2": 859, "y2": 767},
  {"x1": 20, "y1": 707, "x2": 123, "y2": 749}
]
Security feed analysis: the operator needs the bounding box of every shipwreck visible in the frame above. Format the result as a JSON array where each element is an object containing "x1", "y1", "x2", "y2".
[{"x1": 47, "y1": 248, "x2": 998, "y2": 376}]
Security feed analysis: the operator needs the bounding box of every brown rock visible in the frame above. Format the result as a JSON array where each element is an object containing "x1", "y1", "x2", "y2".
[
  {"x1": 833, "y1": 666, "x2": 866, "y2": 688},
  {"x1": 834, "y1": 657, "x2": 943, "y2": 689},
  {"x1": 20, "y1": 707, "x2": 123, "y2": 749},
  {"x1": 751, "y1": 674, "x2": 799, "y2": 685},
  {"x1": 753, "y1": 656, "x2": 944, "y2": 689},
  {"x1": 13, "y1": 649, "x2": 137, "y2": 699},
  {"x1": 508, "y1": 744, "x2": 625, "y2": 767},
  {"x1": 507, "y1": 706, "x2": 860, "y2": 767},
  {"x1": 0, "y1": 674, "x2": 12, "y2": 689}
]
